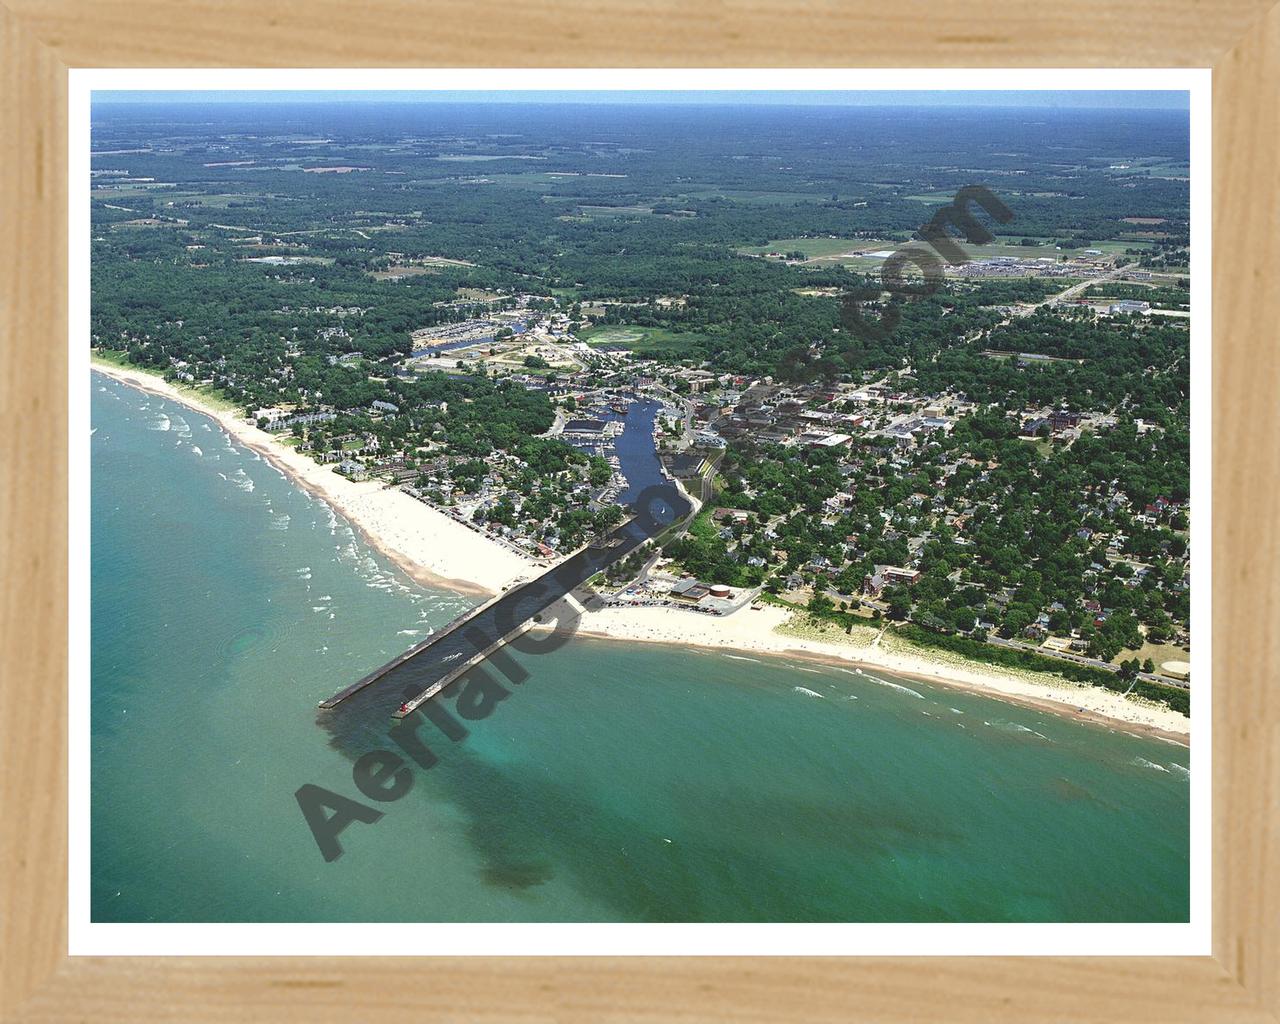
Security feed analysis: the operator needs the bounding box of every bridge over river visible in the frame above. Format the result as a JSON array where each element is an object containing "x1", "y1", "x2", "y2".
[{"x1": 318, "y1": 480, "x2": 691, "y2": 717}]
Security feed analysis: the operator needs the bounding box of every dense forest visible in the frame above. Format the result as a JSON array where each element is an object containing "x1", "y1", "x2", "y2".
[{"x1": 93, "y1": 99, "x2": 1190, "y2": 385}]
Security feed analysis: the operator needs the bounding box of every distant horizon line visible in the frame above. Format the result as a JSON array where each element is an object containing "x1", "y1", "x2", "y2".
[{"x1": 91, "y1": 89, "x2": 1190, "y2": 113}]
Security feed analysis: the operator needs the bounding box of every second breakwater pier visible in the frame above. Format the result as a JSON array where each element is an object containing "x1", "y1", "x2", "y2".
[{"x1": 318, "y1": 481, "x2": 691, "y2": 715}]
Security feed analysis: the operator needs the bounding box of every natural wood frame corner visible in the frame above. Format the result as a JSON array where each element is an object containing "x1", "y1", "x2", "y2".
[{"x1": 2, "y1": 2, "x2": 1276, "y2": 1019}]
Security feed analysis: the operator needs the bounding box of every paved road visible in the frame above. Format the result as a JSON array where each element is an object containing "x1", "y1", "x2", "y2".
[
  {"x1": 986, "y1": 635, "x2": 1188, "y2": 689},
  {"x1": 696, "y1": 451, "x2": 724, "y2": 506},
  {"x1": 1041, "y1": 262, "x2": 1139, "y2": 309}
]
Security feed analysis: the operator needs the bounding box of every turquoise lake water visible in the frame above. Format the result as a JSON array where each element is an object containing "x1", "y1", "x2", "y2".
[{"x1": 90, "y1": 373, "x2": 1190, "y2": 922}]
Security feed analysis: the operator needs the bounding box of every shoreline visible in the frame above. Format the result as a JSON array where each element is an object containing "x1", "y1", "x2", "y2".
[
  {"x1": 564, "y1": 603, "x2": 1190, "y2": 744},
  {"x1": 92, "y1": 360, "x2": 533, "y2": 598},
  {"x1": 92, "y1": 359, "x2": 1190, "y2": 743}
]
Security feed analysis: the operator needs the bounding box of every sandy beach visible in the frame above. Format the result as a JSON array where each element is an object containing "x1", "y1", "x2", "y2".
[
  {"x1": 93, "y1": 359, "x2": 1190, "y2": 742},
  {"x1": 570, "y1": 602, "x2": 1190, "y2": 742},
  {"x1": 93, "y1": 360, "x2": 536, "y2": 596}
]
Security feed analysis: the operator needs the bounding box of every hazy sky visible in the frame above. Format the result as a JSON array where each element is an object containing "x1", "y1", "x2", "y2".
[{"x1": 93, "y1": 89, "x2": 1190, "y2": 111}]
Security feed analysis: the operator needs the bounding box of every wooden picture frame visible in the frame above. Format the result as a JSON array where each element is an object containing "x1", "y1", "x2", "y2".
[{"x1": 2, "y1": 2, "x2": 1276, "y2": 1019}]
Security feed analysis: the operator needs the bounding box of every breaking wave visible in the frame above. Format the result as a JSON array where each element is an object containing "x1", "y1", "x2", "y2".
[{"x1": 864, "y1": 675, "x2": 926, "y2": 700}]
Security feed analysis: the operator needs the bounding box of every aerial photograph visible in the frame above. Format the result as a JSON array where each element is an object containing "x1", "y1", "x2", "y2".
[{"x1": 89, "y1": 88, "x2": 1193, "y2": 924}]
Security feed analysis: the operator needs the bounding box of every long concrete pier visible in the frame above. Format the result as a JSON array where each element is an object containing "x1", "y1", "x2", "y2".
[
  {"x1": 391, "y1": 619, "x2": 536, "y2": 719},
  {"x1": 316, "y1": 589, "x2": 511, "y2": 710},
  {"x1": 318, "y1": 480, "x2": 691, "y2": 714}
]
